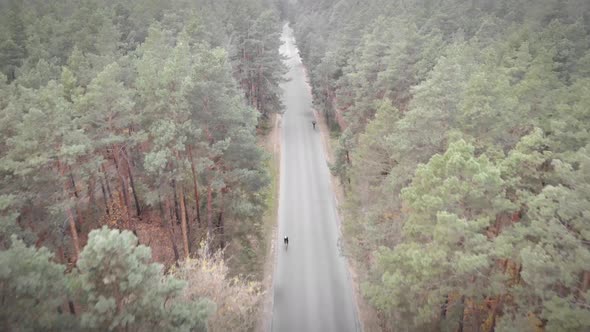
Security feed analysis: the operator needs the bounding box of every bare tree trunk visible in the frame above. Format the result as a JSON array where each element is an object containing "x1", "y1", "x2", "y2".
[
  {"x1": 242, "y1": 39, "x2": 248, "y2": 97},
  {"x1": 582, "y1": 271, "x2": 590, "y2": 293},
  {"x1": 111, "y1": 146, "x2": 132, "y2": 227},
  {"x1": 489, "y1": 296, "x2": 500, "y2": 332},
  {"x1": 35, "y1": 230, "x2": 48, "y2": 248},
  {"x1": 207, "y1": 183, "x2": 213, "y2": 253},
  {"x1": 59, "y1": 161, "x2": 80, "y2": 261},
  {"x1": 172, "y1": 179, "x2": 181, "y2": 225},
  {"x1": 187, "y1": 145, "x2": 201, "y2": 225},
  {"x1": 218, "y1": 190, "x2": 225, "y2": 250},
  {"x1": 123, "y1": 147, "x2": 141, "y2": 218},
  {"x1": 251, "y1": 79, "x2": 256, "y2": 108},
  {"x1": 178, "y1": 185, "x2": 190, "y2": 259},
  {"x1": 182, "y1": 193, "x2": 191, "y2": 252},
  {"x1": 157, "y1": 193, "x2": 164, "y2": 225},
  {"x1": 458, "y1": 295, "x2": 466, "y2": 332},
  {"x1": 69, "y1": 172, "x2": 79, "y2": 197},
  {"x1": 68, "y1": 300, "x2": 76, "y2": 315},
  {"x1": 88, "y1": 176, "x2": 96, "y2": 210},
  {"x1": 99, "y1": 177, "x2": 110, "y2": 216},
  {"x1": 515, "y1": 264, "x2": 522, "y2": 284},
  {"x1": 75, "y1": 207, "x2": 84, "y2": 232},
  {"x1": 101, "y1": 165, "x2": 113, "y2": 200},
  {"x1": 68, "y1": 172, "x2": 84, "y2": 232},
  {"x1": 164, "y1": 198, "x2": 180, "y2": 266},
  {"x1": 167, "y1": 225, "x2": 180, "y2": 267},
  {"x1": 257, "y1": 58, "x2": 263, "y2": 113},
  {"x1": 57, "y1": 246, "x2": 66, "y2": 264},
  {"x1": 440, "y1": 294, "x2": 449, "y2": 319}
]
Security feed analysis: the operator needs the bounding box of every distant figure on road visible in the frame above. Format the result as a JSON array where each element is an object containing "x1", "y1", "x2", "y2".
[
  {"x1": 312, "y1": 120, "x2": 316, "y2": 129},
  {"x1": 284, "y1": 236, "x2": 289, "y2": 249}
]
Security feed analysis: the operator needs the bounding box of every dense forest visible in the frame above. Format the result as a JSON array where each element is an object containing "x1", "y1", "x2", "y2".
[
  {"x1": 0, "y1": 0, "x2": 285, "y2": 330},
  {"x1": 287, "y1": 0, "x2": 590, "y2": 331}
]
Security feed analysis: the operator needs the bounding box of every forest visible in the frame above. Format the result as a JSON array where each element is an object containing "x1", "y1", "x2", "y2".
[
  {"x1": 287, "y1": 0, "x2": 590, "y2": 331},
  {"x1": 0, "y1": 0, "x2": 286, "y2": 330}
]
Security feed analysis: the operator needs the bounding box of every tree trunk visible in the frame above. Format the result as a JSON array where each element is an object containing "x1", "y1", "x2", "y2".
[
  {"x1": 88, "y1": 176, "x2": 96, "y2": 210},
  {"x1": 69, "y1": 172, "x2": 79, "y2": 198},
  {"x1": 458, "y1": 295, "x2": 466, "y2": 332},
  {"x1": 99, "y1": 176, "x2": 110, "y2": 216},
  {"x1": 207, "y1": 183, "x2": 213, "y2": 254},
  {"x1": 57, "y1": 246, "x2": 66, "y2": 265},
  {"x1": 582, "y1": 271, "x2": 590, "y2": 293},
  {"x1": 515, "y1": 264, "x2": 523, "y2": 285},
  {"x1": 68, "y1": 172, "x2": 84, "y2": 232},
  {"x1": 187, "y1": 145, "x2": 201, "y2": 225},
  {"x1": 68, "y1": 300, "x2": 76, "y2": 315},
  {"x1": 35, "y1": 230, "x2": 48, "y2": 248},
  {"x1": 157, "y1": 193, "x2": 165, "y2": 225},
  {"x1": 257, "y1": 59, "x2": 263, "y2": 113},
  {"x1": 218, "y1": 190, "x2": 225, "y2": 250},
  {"x1": 67, "y1": 170, "x2": 84, "y2": 232},
  {"x1": 111, "y1": 158, "x2": 124, "y2": 208},
  {"x1": 440, "y1": 294, "x2": 449, "y2": 319},
  {"x1": 101, "y1": 165, "x2": 113, "y2": 200},
  {"x1": 164, "y1": 198, "x2": 180, "y2": 266},
  {"x1": 252, "y1": 80, "x2": 257, "y2": 109},
  {"x1": 178, "y1": 185, "x2": 190, "y2": 259},
  {"x1": 111, "y1": 146, "x2": 132, "y2": 226},
  {"x1": 167, "y1": 225, "x2": 181, "y2": 267},
  {"x1": 489, "y1": 296, "x2": 501, "y2": 332},
  {"x1": 123, "y1": 147, "x2": 141, "y2": 217},
  {"x1": 59, "y1": 162, "x2": 80, "y2": 261},
  {"x1": 182, "y1": 193, "x2": 191, "y2": 251},
  {"x1": 165, "y1": 198, "x2": 174, "y2": 231},
  {"x1": 172, "y1": 179, "x2": 181, "y2": 225}
]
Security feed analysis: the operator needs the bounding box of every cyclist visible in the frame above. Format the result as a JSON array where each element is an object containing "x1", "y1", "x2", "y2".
[{"x1": 284, "y1": 235, "x2": 289, "y2": 249}]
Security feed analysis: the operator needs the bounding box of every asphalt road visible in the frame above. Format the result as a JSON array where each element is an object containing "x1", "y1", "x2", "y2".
[{"x1": 271, "y1": 24, "x2": 359, "y2": 332}]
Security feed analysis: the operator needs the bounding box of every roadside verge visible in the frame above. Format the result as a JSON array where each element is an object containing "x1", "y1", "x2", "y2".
[{"x1": 258, "y1": 113, "x2": 282, "y2": 332}]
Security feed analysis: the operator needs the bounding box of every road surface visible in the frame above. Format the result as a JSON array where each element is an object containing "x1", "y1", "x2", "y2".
[{"x1": 271, "y1": 24, "x2": 359, "y2": 332}]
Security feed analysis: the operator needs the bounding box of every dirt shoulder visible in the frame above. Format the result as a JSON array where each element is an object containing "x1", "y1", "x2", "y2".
[{"x1": 258, "y1": 113, "x2": 282, "y2": 332}]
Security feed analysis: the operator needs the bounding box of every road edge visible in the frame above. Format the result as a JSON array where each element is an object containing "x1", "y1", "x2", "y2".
[
  {"x1": 259, "y1": 113, "x2": 282, "y2": 332},
  {"x1": 312, "y1": 106, "x2": 365, "y2": 332}
]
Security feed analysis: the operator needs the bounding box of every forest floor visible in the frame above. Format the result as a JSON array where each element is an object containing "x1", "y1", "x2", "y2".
[
  {"x1": 134, "y1": 210, "x2": 207, "y2": 266},
  {"x1": 312, "y1": 108, "x2": 381, "y2": 332}
]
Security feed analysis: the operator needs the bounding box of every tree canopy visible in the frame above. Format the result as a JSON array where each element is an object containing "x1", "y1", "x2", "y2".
[
  {"x1": 288, "y1": 0, "x2": 590, "y2": 330},
  {"x1": 0, "y1": 0, "x2": 284, "y2": 329}
]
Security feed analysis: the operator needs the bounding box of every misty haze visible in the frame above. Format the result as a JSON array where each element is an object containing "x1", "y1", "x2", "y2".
[{"x1": 0, "y1": 0, "x2": 589, "y2": 331}]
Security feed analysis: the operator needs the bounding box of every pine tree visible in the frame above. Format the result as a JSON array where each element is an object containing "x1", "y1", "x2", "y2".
[
  {"x1": 291, "y1": 0, "x2": 590, "y2": 329},
  {"x1": 0, "y1": 235, "x2": 77, "y2": 331},
  {"x1": 73, "y1": 227, "x2": 212, "y2": 331},
  {"x1": 365, "y1": 140, "x2": 513, "y2": 331},
  {"x1": 495, "y1": 131, "x2": 590, "y2": 331},
  {"x1": 0, "y1": 0, "x2": 27, "y2": 80}
]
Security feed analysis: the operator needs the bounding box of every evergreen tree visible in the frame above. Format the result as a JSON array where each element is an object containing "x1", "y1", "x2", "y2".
[
  {"x1": 365, "y1": 140, "x2": 513, "y2": 330},
  {"x1": 291, "y1": 1, "x2": 590, "y2": 328},
  {"x1": 0, "y1": 235, "x2": 76, "y2": 331},
  {"x1": 73, "y1": 227, "x2": 212, "y2": 331},
  {"x1": 0, "y1": 0, "x2": 27, "y2": 80}
]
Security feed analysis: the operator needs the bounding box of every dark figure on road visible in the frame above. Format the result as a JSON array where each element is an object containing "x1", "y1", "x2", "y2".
[
  {"x1": 284, "y1": 235, "x2": 289, "y2": 249},
  {"x1": 312, "y1": 120, "x2": 316, "y2": 129}
]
